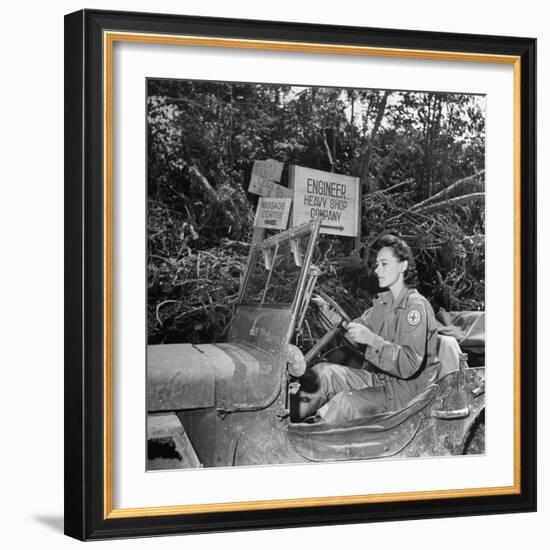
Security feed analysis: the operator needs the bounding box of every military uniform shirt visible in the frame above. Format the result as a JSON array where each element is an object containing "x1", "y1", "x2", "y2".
[{"x1": 356, "y1": 287, "x2": 440, "y2": 410}]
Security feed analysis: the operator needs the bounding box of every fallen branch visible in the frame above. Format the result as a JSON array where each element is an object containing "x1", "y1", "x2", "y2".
[
  {"x1": 411, "y1": 170, "x2": 485, "y2": 212},
  {"x1": 414, "y1": 192, "x2": 485, "y2": 215},
  {"x1": 155, "y1": 300, "x2": 180, "y2": 326},
  {"x1": 149, "y1": 254, "x2": 174, "y2": 264},
  {"x1": 387, "y1": 171, "x2": 485, "y2": 223},
  {"x1": 221, "y1": 238, "x2": 250, "y2": 251},
  {"x1": 365, "y1": 178, "x2": 415, "y2": 198}
]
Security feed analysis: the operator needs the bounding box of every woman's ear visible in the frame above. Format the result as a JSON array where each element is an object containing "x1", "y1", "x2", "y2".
[{"x1": 400, "y1": 260, "x2": 408, "y2": 274}]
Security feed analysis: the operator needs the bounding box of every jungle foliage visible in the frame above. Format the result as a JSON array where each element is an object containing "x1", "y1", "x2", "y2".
[{"x1": 147, "y1": 79, "x2": 485, "y2": 344}]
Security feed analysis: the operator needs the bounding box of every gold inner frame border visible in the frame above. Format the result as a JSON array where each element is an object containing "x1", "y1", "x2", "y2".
[{"x1": 102, "y1": 30, "x2": 522, "y2": 519}]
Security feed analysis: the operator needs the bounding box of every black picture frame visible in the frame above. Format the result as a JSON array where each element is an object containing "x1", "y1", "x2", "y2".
[{"x1": 64, "y1": 9, "x2": 536, "y2": 541}]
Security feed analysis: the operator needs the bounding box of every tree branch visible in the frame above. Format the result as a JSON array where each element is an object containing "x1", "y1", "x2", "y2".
[
  {"x1": 411, "y1": 170, "x2": 485, "y2": 212},
  {"x1": 321, "y1": 128, "x2": 334, "y2": 171},
  {"x1": 414, "y1": 192, "x2": 485, "y2": 215},
  {"x1": 186, "y1": 165, "x2": 219, "y2": 203},
  {"x1": 364, "y1": 178, "x2": 415, "y2": 198}
]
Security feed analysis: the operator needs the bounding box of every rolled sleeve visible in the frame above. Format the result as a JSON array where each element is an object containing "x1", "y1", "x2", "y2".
[{"x1": 364, "y1": 304, "x2": 428, "y2": 379}]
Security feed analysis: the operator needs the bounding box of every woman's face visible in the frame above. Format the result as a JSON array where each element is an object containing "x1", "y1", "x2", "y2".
[{"x1": 374, "y1": 246, "x2": 407, "y2": 289}]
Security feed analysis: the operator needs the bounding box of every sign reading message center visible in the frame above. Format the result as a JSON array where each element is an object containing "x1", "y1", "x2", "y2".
[
  {"x1": 290, "y1": 165, "x2": 360, "y2": 237},
  {"x1": 254, "y1": 197, "x2": 292, "y2": 230}
]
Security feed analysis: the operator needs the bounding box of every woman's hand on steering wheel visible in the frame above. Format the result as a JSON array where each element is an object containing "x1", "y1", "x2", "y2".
[
  {"x1": 304, "y1": 291, "x2": 363, "y2": 366},
  {"x1": 345, "y1": 322, "x2": 376, "y2": 346}
]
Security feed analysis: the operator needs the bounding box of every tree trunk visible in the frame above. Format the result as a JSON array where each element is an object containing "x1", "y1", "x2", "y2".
[
  {"x1": 358, "y1": 90, "x2": 390, "y2": 193},
  {"x1": 421, "y1": 94, "x2": 443, "y2": 197}
]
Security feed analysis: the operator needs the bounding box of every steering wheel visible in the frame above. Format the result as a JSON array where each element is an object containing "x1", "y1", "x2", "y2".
[{"x1": 304, "y1": 290, "x2": 363, "y2": 366}]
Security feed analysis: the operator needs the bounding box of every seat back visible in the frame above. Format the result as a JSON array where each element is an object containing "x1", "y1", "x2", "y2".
[{"x1": 437, "y1": 334, "x2": 462, "y2": 380}]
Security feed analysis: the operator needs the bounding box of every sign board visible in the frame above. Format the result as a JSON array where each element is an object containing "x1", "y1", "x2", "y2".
[
  {"x1": 289, "y1": 165, "x2": 360, "y2": 237},
  {"x1": 251, "y1": 159, "x2": 284, "y2": 182},
  {"x1": 248, "y1": 175, "x2": 292, "y2": 198},
  {"x1": 254, "y1": 198, "x2": 292, "y2": 230}
]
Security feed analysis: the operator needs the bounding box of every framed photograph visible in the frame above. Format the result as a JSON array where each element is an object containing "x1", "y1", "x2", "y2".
[{"x1": 64, "y1": 9, "x2": 536, "y2": 540}]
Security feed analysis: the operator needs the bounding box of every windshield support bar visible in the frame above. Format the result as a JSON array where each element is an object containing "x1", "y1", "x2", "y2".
[{"x1": 260, "y1": 242, "x2": 279, "y2": 305}]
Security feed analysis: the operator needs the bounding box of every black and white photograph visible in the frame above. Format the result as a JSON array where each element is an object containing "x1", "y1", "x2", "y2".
[
  {"x1": 0, "y1": 0, "x2": 543, "y2": 546},
  {"x1": 146, "y1": 79, "x2": 487, "y2": 470}
]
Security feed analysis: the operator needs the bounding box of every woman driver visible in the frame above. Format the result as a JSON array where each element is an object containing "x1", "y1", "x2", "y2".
[{"x1": 297, "y1": 234, "x2": 440, "y2": 424}]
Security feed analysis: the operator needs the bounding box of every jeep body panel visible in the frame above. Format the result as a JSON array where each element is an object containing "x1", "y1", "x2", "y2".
[{"x1": 147, "y1": 342, "x2": 281, "y2": 413}]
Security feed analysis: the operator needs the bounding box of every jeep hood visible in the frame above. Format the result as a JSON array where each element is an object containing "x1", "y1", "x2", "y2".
[{"x1": 147, "y1": 343, "x2": 281, "y2": 413}]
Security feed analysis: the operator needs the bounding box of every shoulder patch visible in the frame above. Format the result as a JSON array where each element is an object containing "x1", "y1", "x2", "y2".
[{"x1": 407, "y1": 309, "x2": 422, "y2": 326}]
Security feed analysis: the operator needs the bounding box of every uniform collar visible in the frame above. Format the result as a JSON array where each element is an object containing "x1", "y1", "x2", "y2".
[{"x1": 376, "y1": 287, "x2": 415, "y2": 310}]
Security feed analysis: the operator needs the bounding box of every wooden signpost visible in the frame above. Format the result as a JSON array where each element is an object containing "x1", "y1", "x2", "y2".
[
  {"x1": 248, "y1": 161, "x2": 361, "y2": 249},
  {"x1": 248, "y1": 176, "x2": 292, "y2": 199},
  {"x1": 254, "y1": 198, "x2": 292, "y2": 230},
  {"x1": 248, "y1": 159, "x2": 290, "y2": 244},
  {"x1": 250, "y1": 159, "x2": 284, "y2": 182}
]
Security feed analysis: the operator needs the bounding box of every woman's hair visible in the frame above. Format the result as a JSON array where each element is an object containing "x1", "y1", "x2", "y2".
[{"x1": 373, "y1": 234, "x2": 418, "y2": 287}]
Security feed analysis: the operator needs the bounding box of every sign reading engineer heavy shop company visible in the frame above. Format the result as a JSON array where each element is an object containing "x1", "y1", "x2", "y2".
[{"x1": 290, "y1": 165, "x2": 360, "y2": 237}]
